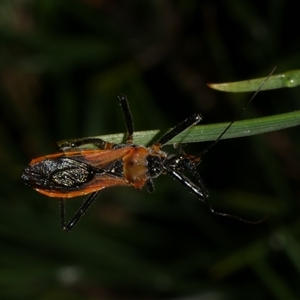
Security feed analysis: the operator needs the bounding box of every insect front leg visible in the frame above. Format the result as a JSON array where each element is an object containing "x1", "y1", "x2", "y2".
[
  {"x1": 168, "y1": 170, "x2": 208, "y2": 202},
  {"x1": 154, "y1": 113, "x2": 202, "y2": 147},
  {"x1": 59, "y1": 192, "x2": 100, "y2": 232},
  {"x1": 169, "y1": 170, "x2": 266, "y2": 223},
  {"x1": 145, "y1": 178, "x2": 155, "y2": 193}
]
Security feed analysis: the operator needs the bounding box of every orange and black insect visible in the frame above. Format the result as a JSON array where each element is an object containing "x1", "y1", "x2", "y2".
[
  {"x1": 22, "y1": 95, "x2": 209, "y2": 231},
  {"x1": 21, "y1": 72, "x2": 272, "y2": 232}
]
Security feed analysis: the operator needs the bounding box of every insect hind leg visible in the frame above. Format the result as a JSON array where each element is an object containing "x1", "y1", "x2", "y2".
[{"x1": 59, "y1": 191, "x2": 100, "y2": 232}]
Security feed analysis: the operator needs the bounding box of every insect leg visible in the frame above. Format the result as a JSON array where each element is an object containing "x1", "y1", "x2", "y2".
[
  {"x1": 173, "y1": 143, "x2": 186, "y2": 155},
  {"x1": 60, "y1": 199, "x2": 67, "y2": 229},
  {"x1": 118, "y1": 94, "x2": 134, "y2": 144},
  {"x1": 168, "y1": 170, "x2": 208, "y2": 201},
  {"x1": 57, "y1": 138, "x2": 110, "y2": 152},
  {"x1": 155, "y1": 113, "x2": 202, "y2": 147},
  {"x1": 169, "y1": 170, "x2": 266, "y2": 223},
  {"x1": 59, "y1": 191, "x2": 100, "y2": 232},
  {"x1": 145, "y1": 178, "x2": 155, "y2": 193}
]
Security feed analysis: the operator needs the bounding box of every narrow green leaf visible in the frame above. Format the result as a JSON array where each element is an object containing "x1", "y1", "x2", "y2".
[
  {"x1": 208, "y1": 69, "x2": 300, "y2": 92},
  {"x1": 57, "y1": 110, "x2": 300, "y2": 148}
]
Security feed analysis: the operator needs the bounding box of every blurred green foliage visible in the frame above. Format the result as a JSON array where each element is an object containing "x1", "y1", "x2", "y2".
[{"x1": 1, "y1": 1, "x2": 300, "y2": 299}]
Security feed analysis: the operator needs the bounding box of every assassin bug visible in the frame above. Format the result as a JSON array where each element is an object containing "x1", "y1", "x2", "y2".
[
  {"x1": 21, "y1": 71, "x2": 273, "y2": 231},
  {"x1": 21, "y1": 96, "x2": 205, "y2": 232}
]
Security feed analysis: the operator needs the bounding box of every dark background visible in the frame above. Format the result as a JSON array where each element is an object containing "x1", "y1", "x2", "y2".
[{"x1": 1, "y1": 1, "x2": 300, "y2": 299}]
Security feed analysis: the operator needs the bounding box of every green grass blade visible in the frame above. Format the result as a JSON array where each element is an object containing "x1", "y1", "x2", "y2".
[
  {"x1": 57, "y1": 110, "x2": 300, "y2": 148},
  {"x1": 208, "y1": 69, "x2": 300, "y2": 92}
]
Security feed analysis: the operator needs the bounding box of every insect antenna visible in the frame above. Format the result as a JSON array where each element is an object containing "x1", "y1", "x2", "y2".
[
  {"x1": 208, "y1": 205, "x2": 269, "y2": 224},
  {"x1": 200, "y1": 67, "x2": 276, "y2": 156},
  {"x1": 195, "y1": 68, "x2": 277, "y2": 223},
  {"x1": 173, "y1": 68, "x2": 276, "y2": 224}
]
